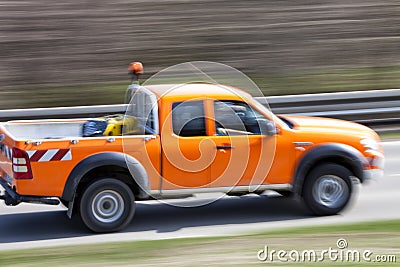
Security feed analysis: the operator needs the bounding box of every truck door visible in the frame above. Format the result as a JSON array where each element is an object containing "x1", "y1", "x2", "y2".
[
  {"x1": 208, "y1": 100, "x2": 276, "y2": 188},
  {"x1": 161, "y1": 100, "x2": 214, "y2": 190}
]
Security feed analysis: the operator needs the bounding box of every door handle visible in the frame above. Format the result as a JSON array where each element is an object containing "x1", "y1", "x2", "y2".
[
  {"x1": 143, "y1": 135, "x2": 157, "y2": 141},
  {"x1": 216, "y1": 145, "x2": 234, "y2": 149}
]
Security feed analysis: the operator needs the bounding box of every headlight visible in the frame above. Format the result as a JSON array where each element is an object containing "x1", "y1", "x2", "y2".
[{"x1": 360, "y1": 138, "x2": 379, "y2": 151}]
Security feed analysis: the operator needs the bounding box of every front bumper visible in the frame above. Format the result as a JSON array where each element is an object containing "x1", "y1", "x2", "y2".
[{"x1": 363, "y1": 149, "x2": 384, "y2": 181}]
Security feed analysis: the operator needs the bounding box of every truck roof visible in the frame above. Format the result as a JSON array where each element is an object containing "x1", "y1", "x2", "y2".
[{"x1": 143, "y1": 83, "x2": 252, "y2": 101}]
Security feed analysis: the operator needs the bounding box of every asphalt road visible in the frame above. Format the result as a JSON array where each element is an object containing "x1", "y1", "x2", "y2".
[{"x1": 0, "y1": 141, "x2": 399, "y2": 251}]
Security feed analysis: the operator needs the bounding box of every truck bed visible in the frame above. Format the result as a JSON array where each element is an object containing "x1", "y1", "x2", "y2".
[{"x1": 3, "y1": 119, "x2": 86, "y2": 140}]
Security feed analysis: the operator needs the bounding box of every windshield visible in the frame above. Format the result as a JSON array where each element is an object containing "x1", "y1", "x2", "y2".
[{"x1": 251, "y1": 97, "x2": 285, "y2": 128}]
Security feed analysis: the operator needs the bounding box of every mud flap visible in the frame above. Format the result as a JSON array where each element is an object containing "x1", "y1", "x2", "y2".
[{"x1": 67, "y1": 196, "x2": 75, "y2": 219}]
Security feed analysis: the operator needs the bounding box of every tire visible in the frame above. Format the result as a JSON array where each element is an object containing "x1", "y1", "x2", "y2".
[
  {"x1": 302, "y1": 163, "x2": 353, "y2": 216},
  {"x1": 79, "y1": 178, "x2": 135, "y2": 233}
]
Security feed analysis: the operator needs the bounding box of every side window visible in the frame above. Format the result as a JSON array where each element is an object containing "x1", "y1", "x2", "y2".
[
  {"x1": 172, "y1": 101, "x2": 207, "y2": 137},
  {"x1": 214, "y1": 101, "x2": 263, "y2": 136}
]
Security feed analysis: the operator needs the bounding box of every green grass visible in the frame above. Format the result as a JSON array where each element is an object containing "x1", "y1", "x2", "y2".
[
  {"x1": 250, "y1": 65, "x2": 400, "y2": 96},
  {"x1": 0, "y1": 220, "x2": 399, "y2": 266},
  {"x1": 2, "y1": 64, "x2": 400, "y2": 109},
  {"x1": 379, "y1": 131, "x2": 400, "y2": 141},
  {"x1": 251, "y1": 219, "x2": 400, "y2": 236}
]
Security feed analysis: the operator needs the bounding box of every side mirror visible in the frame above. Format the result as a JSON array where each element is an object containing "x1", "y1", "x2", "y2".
[{"x1": 258, "y1": 119, "x2": 278, "y2": 136}]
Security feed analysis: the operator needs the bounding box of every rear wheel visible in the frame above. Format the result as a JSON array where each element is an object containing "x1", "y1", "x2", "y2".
[
  {"x1": 79, "y1": 178, "x2": 135, "y2": 232},
  {"x1": 303, "y1": 163, "x2": 352, "y2": 216}
]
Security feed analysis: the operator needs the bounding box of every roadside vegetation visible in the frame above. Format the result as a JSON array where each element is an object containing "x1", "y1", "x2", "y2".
[
  {"x1": 2, "y1": 65, "x2": 400, "y2": 109},
  {"x1": 1, "y1": 1, "x2": 399, "y2": 109},
  {"x1": 379, "y1": 132, "x2": 400, "y2": 141},
  {"x1": 0, "y1": 220, "x2": 398, "y2": 266}
]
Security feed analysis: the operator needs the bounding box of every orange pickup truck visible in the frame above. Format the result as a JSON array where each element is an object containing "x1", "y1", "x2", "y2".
[{"x1": 0, "y1": 65, "x2": 384, "y2": 232}]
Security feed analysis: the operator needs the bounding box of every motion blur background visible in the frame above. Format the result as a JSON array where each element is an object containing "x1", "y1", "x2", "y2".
[{"x1": 1, "y1": 0, "x2": 399, "y2": 108}]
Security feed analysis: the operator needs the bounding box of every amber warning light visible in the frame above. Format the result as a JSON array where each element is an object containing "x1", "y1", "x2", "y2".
[{"x1": 128, "y1": 62, "x2": 143, "y2": 83}]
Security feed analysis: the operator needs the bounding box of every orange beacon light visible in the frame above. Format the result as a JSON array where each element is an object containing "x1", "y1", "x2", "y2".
[
  {"x1": 129, "y1": 62, "x2": 144, "y2": 75},
  {"x1": 128, "y1": 61, "x2": 144, "y2": 83}
]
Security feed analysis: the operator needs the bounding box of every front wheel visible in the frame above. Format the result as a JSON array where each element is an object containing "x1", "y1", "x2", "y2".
[
  {"x1": 79, "y1": 178, "x2": 135, "y2": 232},
  {"x1": 303, "y1": 163, "x2": 353, "y2": 216}
]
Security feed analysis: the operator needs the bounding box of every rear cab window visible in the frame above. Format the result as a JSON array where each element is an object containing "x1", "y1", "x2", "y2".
[{"x1": 125, "y1": 86, "x2": 159, "y2": 135}]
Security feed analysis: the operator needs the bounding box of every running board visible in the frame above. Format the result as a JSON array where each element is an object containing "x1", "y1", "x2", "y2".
[{"x1": 149, "y1": 184, "x2": 292, "y2": 197}]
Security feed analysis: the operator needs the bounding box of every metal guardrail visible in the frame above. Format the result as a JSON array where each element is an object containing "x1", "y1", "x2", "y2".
[
  {"x1": 259, "y1": 88, "x2": 400, "y2": 118},
  {"x1": 1, "y1": 88, "x2": 399, "y2": 131}
]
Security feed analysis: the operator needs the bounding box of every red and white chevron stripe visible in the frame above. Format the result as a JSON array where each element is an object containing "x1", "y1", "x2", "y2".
[
  {"x1": 26, "y1": 149, "x2": 72, "y2": 162},
  {"x1": 1, "y1": 146, "x2": 72, "y2": 162}
]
